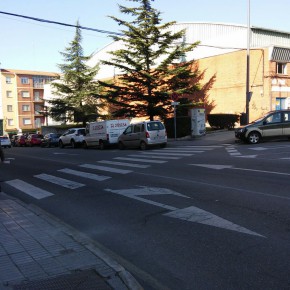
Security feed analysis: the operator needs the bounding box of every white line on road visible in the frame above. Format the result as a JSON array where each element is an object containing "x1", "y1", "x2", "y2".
[
  {"x1": 58, "y1": 168, "x2": 111, "y2": 181},
  {"x1": 80, "y1": 163, "x2": 132, "y2": 174},
  {"x1": 128, "y1": 154, "x2": 181, "y2": 160},
  {"x1": 114, "y1": 157, "x2": 167, "y2": 164},
  {"x1": 97, "y1": 160, "x2": 150, "y2": 168},
  {"x1": 5, "y1": 179, "x2": 54, "y2": 199},
  {"x1": 34, "y1": 173, "x2": 85, "y2": 189},
  {"x1": 140, "y1": 152, "x2": 193, "y2": 156}
]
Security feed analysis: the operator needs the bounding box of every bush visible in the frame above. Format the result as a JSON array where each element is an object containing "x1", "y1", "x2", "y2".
[
  {"x1": 207, "y1": 114, "x2": 239, "y2": 130},
  {"x1": 164, "y1": 116, "x2": 191, "y2": 138}
]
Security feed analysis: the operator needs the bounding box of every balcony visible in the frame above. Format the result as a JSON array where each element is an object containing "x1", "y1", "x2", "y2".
[{"x1": 33, "y1": 83, "x2": 44, "y2": 89}]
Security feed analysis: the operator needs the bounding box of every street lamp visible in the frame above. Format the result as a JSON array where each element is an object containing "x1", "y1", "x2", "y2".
[{"x1": 245, "y1": 0, "x2": 251, "y2": 124}]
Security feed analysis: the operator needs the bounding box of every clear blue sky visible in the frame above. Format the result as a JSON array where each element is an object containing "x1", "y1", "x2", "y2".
[{"x1": 1, "y1": 0, "x2": 290, "y2": 73}]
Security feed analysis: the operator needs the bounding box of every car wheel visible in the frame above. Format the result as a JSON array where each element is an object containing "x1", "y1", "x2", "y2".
[
  {"x1": 59, "y1": 140, "x2": 64, "y2": 148},
  {"x1": 70, "y1": 139, "x2": 76, "y2": 148},
  {"x1": 140, "y1": 141, "x2": 147, "y2": 150},
  {"x1": 247, "y1": 131, "x2": 261, "y2": 144},
  {"x1": 118, "y1": 141, "x2": 125, "y2": 150}
]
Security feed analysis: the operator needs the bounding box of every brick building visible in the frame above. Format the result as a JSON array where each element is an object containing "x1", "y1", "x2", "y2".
[
  {"x1": 0, "y1": 69, "x2": 59, "y2": 135},
  {"x1": 87, "y1": 22, "x2": 290, "y2": 123}
]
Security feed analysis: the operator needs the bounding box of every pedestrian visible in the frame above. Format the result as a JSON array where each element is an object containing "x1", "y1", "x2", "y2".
[{"x1": 0, "y1": 146, "x2": 4, "y2": 162}]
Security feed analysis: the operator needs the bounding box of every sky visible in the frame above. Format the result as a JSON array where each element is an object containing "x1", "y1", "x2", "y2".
[{"x1": 1, "y1": 0, "x2": 290, "y2": 73}]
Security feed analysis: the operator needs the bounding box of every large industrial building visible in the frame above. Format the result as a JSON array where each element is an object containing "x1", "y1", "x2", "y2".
[{"x1": 87, "y1": 22, "x2": 290, "y2": 122}]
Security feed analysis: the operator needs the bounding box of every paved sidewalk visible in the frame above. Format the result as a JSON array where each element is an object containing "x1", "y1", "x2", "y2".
[{"x1": 0, "y1": 191, "x2": 142, "y2": 290}]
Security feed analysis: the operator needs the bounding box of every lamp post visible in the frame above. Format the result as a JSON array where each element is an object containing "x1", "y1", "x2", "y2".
[{"x1": 246, "y1": 0, "x2": 251, "y2": 124}]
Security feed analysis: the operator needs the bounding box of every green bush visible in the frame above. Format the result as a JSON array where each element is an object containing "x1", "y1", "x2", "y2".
[
  {"x1": 207, "y1": 114, "x2": 239, "y2": 130},
  {"x1": 164, "y1": 117, "x2": 191, "y2": 138}
]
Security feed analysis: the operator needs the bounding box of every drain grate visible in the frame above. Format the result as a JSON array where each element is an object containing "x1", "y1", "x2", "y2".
[{"x1": 13, "y1": 269, "x2": 111, "y2": 290}]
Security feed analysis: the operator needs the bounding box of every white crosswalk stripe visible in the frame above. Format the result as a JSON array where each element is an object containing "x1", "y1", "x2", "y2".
[
  {"x1": 140, "y1": 151, "x2": 193, "y2": 156},
  {"x1": 97, "y1": 160, "x2": 150, "y2": 168},
  {"x1": 114, "y1": 157, "x2": 167, "y2": 163},
  {"x1": 34, "y1": 173, "x2": 85, "y2": 189},
  {"x1": 5, "y1": 179, "x2": 54, "y2": 199},
  {"x1": 80, "y1": 163, "x2": 132, "y2": 174},
  {"x1": 58, "y1": 168, "x2": 111, "y2": 181},
  {"x1": 128, "y1": 154, "x2": 181, "y2": 160}
]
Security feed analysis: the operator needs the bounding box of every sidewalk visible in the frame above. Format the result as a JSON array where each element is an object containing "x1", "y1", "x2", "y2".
[{"x1": 0, "y1": 191, "x2": 142, "y2": 290}]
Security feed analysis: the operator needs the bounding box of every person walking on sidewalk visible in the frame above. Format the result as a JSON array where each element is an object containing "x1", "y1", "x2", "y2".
[{"x1": 0, "y1": 146, "x2": 4, "y2": 162}]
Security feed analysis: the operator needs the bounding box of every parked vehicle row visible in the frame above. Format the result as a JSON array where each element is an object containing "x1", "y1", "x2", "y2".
[
  {"x1": 5, "y1": 120, "x2": 168, "y2": 150},
  {"x1": 0, "y1": 136, "x2": 11, "y2": 148}
]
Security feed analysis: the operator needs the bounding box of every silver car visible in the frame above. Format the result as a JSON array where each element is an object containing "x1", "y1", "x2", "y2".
[{"x1": 118, "y1": 121, "x2": 167, "y2": 150}]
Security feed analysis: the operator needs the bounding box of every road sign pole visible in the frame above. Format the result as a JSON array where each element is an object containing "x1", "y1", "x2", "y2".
[{"x1": 171, "y1": 102, "x2": 180, "y2": 140}]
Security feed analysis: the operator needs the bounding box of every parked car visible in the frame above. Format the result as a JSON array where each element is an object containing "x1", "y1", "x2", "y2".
[
  {"x1": 118, "y1": 120, "x2": 167, "y2": 150},
  {"x1": 235, "y1": 110, "x2": 290, "y2": 144},
  {"x1": 11, "y1": 135, "x2": 19, "y2": 146},
  {"x1": 15, "y1": 135, "x2": 27, "y2": 147},
  {"x1": 59, "y1": 128, "x2": 86, "y2": 148},
  {"x1": 25, "y1": 134, "x2": 43, "y2": 146},
  {"x1": 0, "y1": 136, "x2": 11, "y2": 148},
  {"x1": 41, "y1": 133, "x2": 61, "y2": 147}
]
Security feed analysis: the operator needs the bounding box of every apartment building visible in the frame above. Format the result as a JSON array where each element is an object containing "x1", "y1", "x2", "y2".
[{"x1": 0, "y1": 69, "x2": 59, "y2": 135}]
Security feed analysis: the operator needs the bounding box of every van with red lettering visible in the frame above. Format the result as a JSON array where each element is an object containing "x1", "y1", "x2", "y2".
[{"x1": 83, "y1": 119, "x2": 130, "y2": 149}]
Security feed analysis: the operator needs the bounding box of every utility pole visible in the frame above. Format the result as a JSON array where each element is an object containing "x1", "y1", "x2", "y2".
[{"x1": 246, "y1": 0, "x2": 251, "y2": 124}]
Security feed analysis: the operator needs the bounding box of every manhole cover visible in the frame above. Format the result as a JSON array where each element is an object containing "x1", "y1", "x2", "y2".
[{"x1": 13, "y1": 269, "x2": 111, "y2": 290}]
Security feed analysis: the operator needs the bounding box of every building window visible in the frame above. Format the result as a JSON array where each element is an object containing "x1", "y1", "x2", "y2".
[
  {"x1": 7, "y1": 119, "x2": 14, "y2": 126},
  {"x1": 21, "y1": 91, "x2": 30, "y2": 98},
  {"x1": 34, "y1": 91, "x2": 41, "y2": 101},
  {"x1": 21, "y1": 77, "x2": 29, "y2": 84},
  {"x1": 23, "y1": 118, "x2": 31, "y2": 125},
  {"x1": 7, "y1": 105, "x2": 13, "y2": 112},
  {"x1": 6, "y1": 76, "x2": 12, "y2": 84},
  {"x1": 6, "y1": 91, "x2": 12, "y2": 98},
  {"x1": 276, "y1": 63, "x2": 287, "y2": 74},
  {"x1": 22, "y1": 105, "x2": 30, "y2": 112}
]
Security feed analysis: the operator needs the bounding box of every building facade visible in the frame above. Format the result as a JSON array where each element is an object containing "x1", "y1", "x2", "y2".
[
  {"x1": 87, "y1": 22, "x2": 290, "y2": 122},
  {"x1": 0, "y1": 69, "x2": 59, "y2": 135}
]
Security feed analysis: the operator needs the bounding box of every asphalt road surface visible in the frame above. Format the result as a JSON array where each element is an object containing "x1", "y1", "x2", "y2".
[{"x1": 1, "y1": 134, "x2": 290, "y2": 289}]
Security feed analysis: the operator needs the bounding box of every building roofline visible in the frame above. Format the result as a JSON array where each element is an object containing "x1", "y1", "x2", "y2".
[{"x1": 0, "y1": 68, "x2": 59, "y2": 76}]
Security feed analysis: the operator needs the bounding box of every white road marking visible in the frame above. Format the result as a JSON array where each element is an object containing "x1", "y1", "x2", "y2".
[
  {"x1": 80, "y1": 163, "x2": 132, "y2": 174},
  {"x1": 165, "y1": 206, "x2": 264, "y2": 237},
  {"x1": 97, "y1": 160, "x2": 150, "y2": 168},
  {"x1": 190, "y1": 164, "x2": 290, "y2": 176},
  {"x1": 106, "y1": 186, "x2": 264, "y2": 237},
  {"x1": 34, "y1": 173, "x2": 85, "y2": 189},
  {"x1": 5, "y1": 179, "x2": 53, "y2": 199},
  {"x1": 128, "y1": 154, "x2": 180, "y2": 160},
  {"x1": 140, "y1": 152, "x2": 193, "y2": 156},
  {"x1": 162, "y1": 148, "x2": 204, "y2": 153},
  {"x1": 58, "y1": 168, "x2": 111, "y2": 181},
  {"x1": 114, "y1": 157, "x2": 167, "y2": 164},
  {"x1": 53, "y1": 152, "x2": 79, "y2": 155}
]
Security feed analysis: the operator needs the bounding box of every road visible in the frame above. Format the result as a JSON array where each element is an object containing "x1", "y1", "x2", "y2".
[{"x1": 1, "y1": 135, "x2": 290, "y2": 290}]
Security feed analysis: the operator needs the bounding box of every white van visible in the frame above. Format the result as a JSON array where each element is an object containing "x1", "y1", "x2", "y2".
[{"x1": 83, "y1": 119, "x2": 130, "y2": 149}]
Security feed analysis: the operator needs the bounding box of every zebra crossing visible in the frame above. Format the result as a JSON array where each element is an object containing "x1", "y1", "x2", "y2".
[{"x1": 4, "y1": 145, "x2": 221, "y2": 199}]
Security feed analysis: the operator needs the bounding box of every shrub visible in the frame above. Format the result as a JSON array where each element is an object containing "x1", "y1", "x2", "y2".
[
  {"x1": 207, "y1": 114, "x2": 239, "y2": 130},
  {"x1": 164, "y1": 117, "x2": 191, "y2": 138}
]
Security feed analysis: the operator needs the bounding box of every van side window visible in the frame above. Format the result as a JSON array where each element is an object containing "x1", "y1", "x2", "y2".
[{"x1": 141, "y1": 124, "x2": 145, "y2": 132}]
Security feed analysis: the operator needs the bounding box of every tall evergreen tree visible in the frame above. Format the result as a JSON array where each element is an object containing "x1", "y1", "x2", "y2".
[
  {"x1": 99, "y1": 0, "x2": 203, "y2": 121},
  {"x1": 48, "y1": 21, "x2": 103, "y2": 126}
]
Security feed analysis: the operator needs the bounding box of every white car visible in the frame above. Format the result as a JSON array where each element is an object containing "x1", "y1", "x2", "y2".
[
  {"x1": 59, "y1": 128, "x2": 86, "y2": 148},
  {"x1": 0, "y1": 136, "x2": 12, "y2": 148}
]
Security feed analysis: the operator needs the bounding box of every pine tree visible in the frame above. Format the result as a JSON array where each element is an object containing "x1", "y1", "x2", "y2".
[
  {"x1": 48, "y1": 21, "x2": 103, "y2": 126},
  {"x1": 99, "y1": 0, "x2": 203, "y2": 121}
]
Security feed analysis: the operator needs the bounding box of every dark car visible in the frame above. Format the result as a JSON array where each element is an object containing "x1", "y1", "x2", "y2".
[
  {"x1": 15, "y1": 135, "x2": 27, "y2": 147},
  {"x1": 41, "y1": 133, "x2": 61, "y2": 147},
  {"x1": 25, "y1": 134, "x2": 43, "y2": 146},
  {"x1": 235, "y1": 110, "x2": 290, "y2": 144}
]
